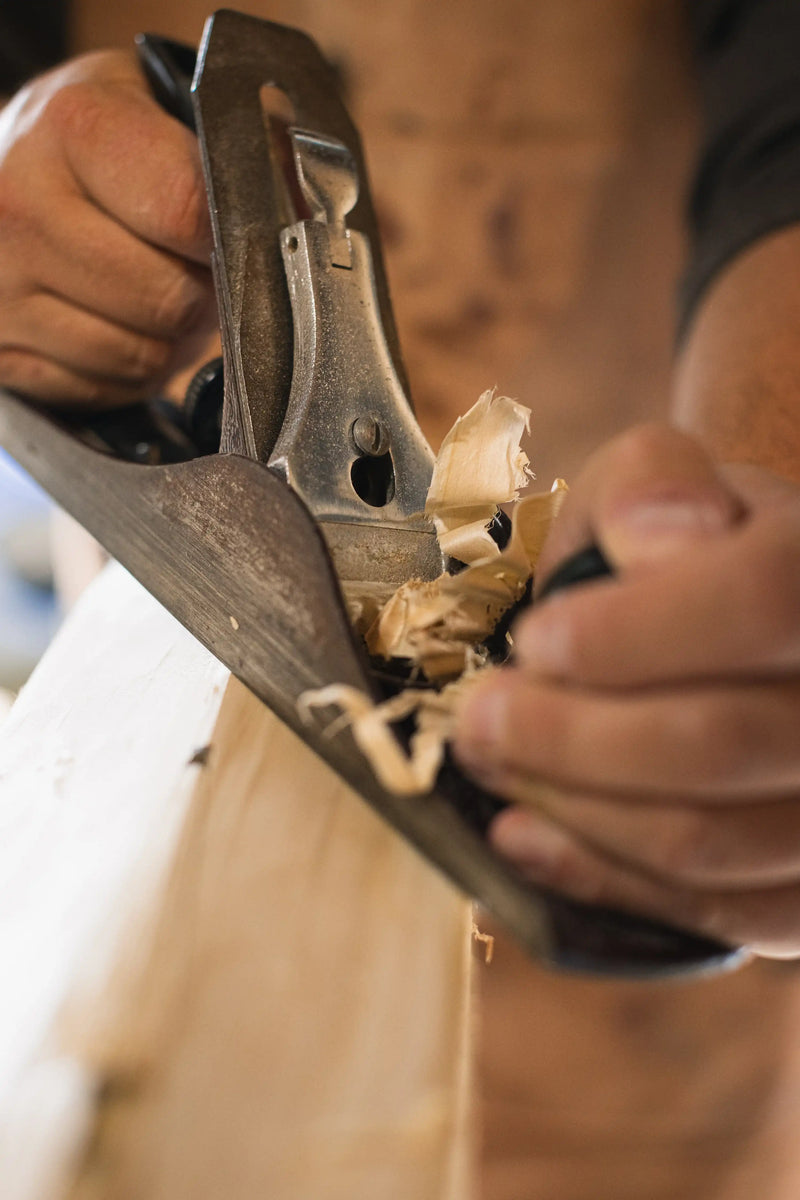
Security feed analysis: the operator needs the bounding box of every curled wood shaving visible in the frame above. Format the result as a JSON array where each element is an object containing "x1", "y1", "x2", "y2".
[
  {"x1": 340, "y1": 580, "x2": 397, "y2": 637},
  {"x1": 299, "y1": 393, "x2": 568, "y2": 796},
  {"x1": 366, "y1": 480, "x2": 568, "y2": 684},
  {"x1": 298, "y1": 670, "x2": 496, "y2": 796},
  {"x1": 425, "y1": 389, "x2": 532, "y2": 564},
  {"x1": 471, "y1": 922, "x2": 495, "y2": 964}
]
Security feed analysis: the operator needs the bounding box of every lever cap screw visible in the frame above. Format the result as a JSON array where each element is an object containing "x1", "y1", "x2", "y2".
[{"x1": 351, "y1": 415, "x2": 390, "y2": 456}]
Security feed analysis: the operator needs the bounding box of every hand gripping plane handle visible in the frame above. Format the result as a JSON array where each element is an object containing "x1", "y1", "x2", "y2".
[{"x1": 514, "y1": 545, "x2": 745, "y2": 975}]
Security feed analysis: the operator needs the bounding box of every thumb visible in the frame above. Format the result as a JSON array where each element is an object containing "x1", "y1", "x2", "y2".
[{"x1": 537, "y1": 424, "x2": 743, "y2": 581}]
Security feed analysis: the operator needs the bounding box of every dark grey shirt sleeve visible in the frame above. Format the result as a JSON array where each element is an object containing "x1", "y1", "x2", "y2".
[
  {"x1": 680, "y1": 0, "x2": 800, "y2": 335},
  {"x1": 0, "y1": 0, "x2": 68, "y2": 95}
]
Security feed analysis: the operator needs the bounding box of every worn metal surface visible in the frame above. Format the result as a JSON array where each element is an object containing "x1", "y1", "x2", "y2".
[
  {"x1": 194, "y1": 11, "x2": 441, "y2": 585},
  {"x1": 193, "y1": 11, "x2": 410, "y2": 464},
  {"x1": 275, "y1": 217, "x2": 441, "y2": 583}
]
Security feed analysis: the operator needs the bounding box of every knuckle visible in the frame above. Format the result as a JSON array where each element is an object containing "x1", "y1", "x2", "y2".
[
  {"x1": 0, "y1": 172, "x2": 27, "y2": 234},
  {"x1": 126, "y1": 334, "x2": 173, "y2": 382},
  {"x1": 148, "y1": 164, "x2": 209, "y2": 255},
  {"x1": 151, "y1": 271, "x2": 204, "y2": 336},
  {"x1": 617, "y1": 422, "x2": 671, "y2": 462},
  {"x1": 610, "y1": 423, "x2": 688, "y2": 475},
  {"x1": 44, "y1": 80, "x2": 105, "y2": 143}
]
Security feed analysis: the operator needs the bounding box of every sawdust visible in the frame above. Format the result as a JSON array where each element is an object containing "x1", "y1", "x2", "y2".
[{"x1": 300, "y1": 391, "x2": 567, "y2": 795}]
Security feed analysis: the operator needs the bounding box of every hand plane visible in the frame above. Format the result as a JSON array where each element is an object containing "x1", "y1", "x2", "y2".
[{"x1": 0, "y1": 10, "x2": 746, "y2": 977}]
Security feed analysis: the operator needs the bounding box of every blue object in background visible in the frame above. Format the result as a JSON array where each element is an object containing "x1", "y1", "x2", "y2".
[{"x1": 0, "y1": 448, "x2": 60, "y2": 689}]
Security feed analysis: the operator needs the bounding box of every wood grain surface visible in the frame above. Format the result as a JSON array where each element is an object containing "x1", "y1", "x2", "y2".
[{"x1": 0, "y1": 566, "x2": 473, "y2": 1199}]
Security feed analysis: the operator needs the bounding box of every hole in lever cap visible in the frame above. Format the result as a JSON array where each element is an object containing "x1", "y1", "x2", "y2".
[{"x1": 350, "y1": 452, "x2": 395, "y2": 507}]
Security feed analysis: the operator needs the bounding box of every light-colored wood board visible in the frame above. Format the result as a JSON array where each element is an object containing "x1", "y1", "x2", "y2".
[
  {"x1": 67, "y1": 675, "x2": 474, "y2": 1200},
  {"x1": 0, "y1": 562, "x2": 473, "y2": 1199},
  {"x1": 0, "y1": 562, "x2": 230, "y2": 1200}
]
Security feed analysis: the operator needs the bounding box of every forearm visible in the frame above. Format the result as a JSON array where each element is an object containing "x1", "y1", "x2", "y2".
[
  {"x1": 673, "y1": 224, "x2": 800, "y2": 482},
  {"x1": 672, "y1": 0, "x2": 800, "y2": 481}
]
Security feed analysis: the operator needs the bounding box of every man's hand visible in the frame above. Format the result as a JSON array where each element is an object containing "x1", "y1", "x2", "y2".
[
  {"x1": 0, "y1": 51, "x2": 217, "y2": 406},
  {"x1": 453, "y1": 424, "x2": 800, "y2": 958}
]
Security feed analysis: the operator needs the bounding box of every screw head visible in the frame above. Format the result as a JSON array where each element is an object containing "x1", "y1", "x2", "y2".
[{"x1": 351, "y1": 415, "x2": 390, "y2": 456}]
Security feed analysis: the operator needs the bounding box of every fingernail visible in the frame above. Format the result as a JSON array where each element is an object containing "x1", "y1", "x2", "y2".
[{"x1": 606, "y1": 497, "x2": 731, "y2": 565}]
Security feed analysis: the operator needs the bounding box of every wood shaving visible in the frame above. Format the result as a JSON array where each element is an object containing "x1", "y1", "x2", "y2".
[
  {"x1": 299, "y1": 392, "x2": 567, "y2": 795},
  {"x1": 425, "y1": 388, "x2": 533, "y2": 563},
  {"x1": 340, "y1": 580, "x2": 397, "y2": 636},
  {"x1": 366, "y1": 481, "x2": 567, "y2": 683},
  {"x1": 471, "y1": 922, "x2": 495, "y2": 964},
  {"x1": 299, "y1": 669, "x2": 494, "y2": 795}
]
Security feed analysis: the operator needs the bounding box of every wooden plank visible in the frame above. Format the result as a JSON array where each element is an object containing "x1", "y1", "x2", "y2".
[
  {"x1": 0, "y1": 563, "x2": 473, "y2": 1199},
  {"x1": 0, "y1": 563, "x2": 228, "y2": 1200}
]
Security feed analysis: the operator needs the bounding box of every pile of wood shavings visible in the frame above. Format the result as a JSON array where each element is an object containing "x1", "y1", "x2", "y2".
[{"x1": 300, "y1": 390, "x2": 567, "y2": 795}]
